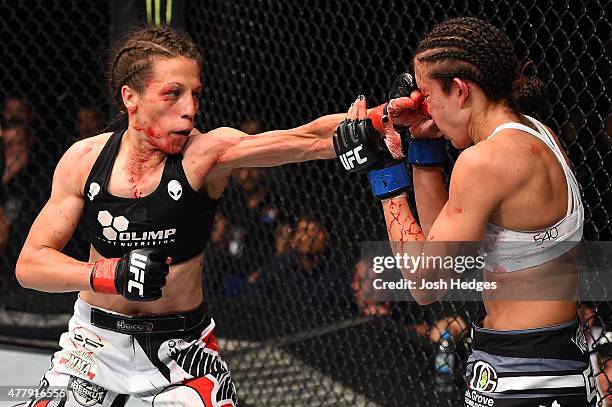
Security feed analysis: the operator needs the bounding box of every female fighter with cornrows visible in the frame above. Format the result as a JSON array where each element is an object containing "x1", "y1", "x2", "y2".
[
  {"x1": 16, "y1": 27, "x2": 343, "y2": 406},
  {"x1": 334, "y1": 17, "x2": 595, "y2": 406}
]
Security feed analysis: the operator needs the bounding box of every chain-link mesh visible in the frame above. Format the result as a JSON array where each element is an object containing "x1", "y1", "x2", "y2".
[{"x1": 0, "y1": 1, "x2": 610, "y2": 406}]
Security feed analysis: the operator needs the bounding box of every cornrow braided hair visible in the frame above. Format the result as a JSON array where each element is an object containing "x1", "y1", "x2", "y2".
[
  {"x1": 107, "y1": 26, "x2": 202, "y2": 112},
  {"x1": 416, "y1": 17, "x2": 544, "y2": 113}
]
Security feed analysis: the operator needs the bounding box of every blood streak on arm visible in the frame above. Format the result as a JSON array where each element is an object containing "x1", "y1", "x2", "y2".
[{"x1": 386, "y1": 200, "x2": 425, "y2": 252}]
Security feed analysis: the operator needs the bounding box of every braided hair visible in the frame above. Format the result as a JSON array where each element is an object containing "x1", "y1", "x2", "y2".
[
  {"x1": 107, "y1": 26, "x2": 202, "y2": 113},
  {"x1": 415, "y1": 17, "x2": 544, "y2": 114}
]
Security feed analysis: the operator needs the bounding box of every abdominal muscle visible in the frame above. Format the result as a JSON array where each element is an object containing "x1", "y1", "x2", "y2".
[
  {"x1": 80, "y1": 246, "x2": 205, "y2": 316},
  {"x1": 483, "y1": 301, "x2": 577, "y2": 330}
]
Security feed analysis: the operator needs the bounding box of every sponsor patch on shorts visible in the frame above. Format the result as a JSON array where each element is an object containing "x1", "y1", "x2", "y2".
[
  {"x1": 465, "y1": 388, "x2": 495, "y2": 406},
  {"x1": 58, "y1": 350, "x2": 98, "y2": 380},
  {"x1": 469, "y1": 360, "x2": 498, "y2": 392},
  {"x1": 68, "y1": 377, "x2": 106, "y2": 406},
  {"x1": 70, "y1": 326, "x2": 110, "y2": 354}
]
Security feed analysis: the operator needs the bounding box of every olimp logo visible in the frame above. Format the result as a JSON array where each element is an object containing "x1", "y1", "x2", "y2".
[{"x1": 97, "y1": 210, "x2": 176, "y2": 247}]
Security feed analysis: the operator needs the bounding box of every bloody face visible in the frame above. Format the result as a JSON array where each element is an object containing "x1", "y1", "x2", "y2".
[
  {"x1": 127, "y1": 56, "x2": 202, "y2": 154},
  {"x1": 414, "y1": 58, "x2": 471, "y2": 149}
]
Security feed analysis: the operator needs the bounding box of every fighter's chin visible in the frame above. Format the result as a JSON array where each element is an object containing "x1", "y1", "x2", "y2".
[
  {"x1": 163, "y1": 146, "x2": 184, "y2": 155},
  {"x1": 447, "y1": 135, "x2": 471, "y2": 150},
  {"x1": 161, "y1": 135, "x2": 188, "y2": 154}
]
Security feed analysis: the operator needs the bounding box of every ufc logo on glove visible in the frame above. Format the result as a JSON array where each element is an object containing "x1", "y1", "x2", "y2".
[
  {"x1": 339, "y1": 145, "x2": 368, "y2": 170},
  {"x1": 128, "y1": 252, "x2": 148, "y2": 296}
]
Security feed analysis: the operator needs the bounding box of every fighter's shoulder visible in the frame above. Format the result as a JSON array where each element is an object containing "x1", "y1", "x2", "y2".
[
  {"x1": 184, "y1": 127, "x2": 243, "y2": 157},
  {"x1": 467, "y1": 131, "x2": 535, "y2": 170},
  {"x1": 56, "y1": 132, "x2": 112, "y2": 188},
  {"x1": 454, "y1": 142, "x2": 500, "y2": 171},
  {"x1": 62, "y1": 132, "x2": 110, "y2": 166},
  {"x1": 452, "y1": 141, "x2": 518, "y2": 192}
]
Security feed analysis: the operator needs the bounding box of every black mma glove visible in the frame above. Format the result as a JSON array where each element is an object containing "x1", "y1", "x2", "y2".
[
  {"x1": 333, "y1": 113, "x2": 410, "y2": 199},
  {"x1": 90, "y1": 248, "x2": 169, "y2": 301}
]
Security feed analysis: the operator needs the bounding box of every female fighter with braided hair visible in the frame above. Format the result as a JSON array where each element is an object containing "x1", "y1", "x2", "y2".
[
  {"x1": 334, "y1": 17, "x2": 595, "y2": 406},
  {"x1": 16, "y1": 26, "x2": 343, "y2": 406}
]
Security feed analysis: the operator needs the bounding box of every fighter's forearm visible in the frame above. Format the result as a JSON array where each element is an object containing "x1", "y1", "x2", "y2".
[
  {"x1": 301, "y1": 113, "x2": 346, "y2": 160},
  {"x1": 381, "y1": 193, "x2": 450, "y2": 304},
  {"x1": 16, "y1": 245, "x2": 93, "y2": 293},
  {"x1": 413, "y1": 167, "x2": 448, "y2": 237}
]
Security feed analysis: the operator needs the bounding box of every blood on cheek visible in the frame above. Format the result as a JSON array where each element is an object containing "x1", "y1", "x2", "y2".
[
  {"x1": 130, "y1": 95, "x2": 185, "y2": 153},
  {"x1": 130, "y1": 100, "x2": 163, "y2": 140},
  {"x1": 132, "y1": 122, "x2": 162, "y2": 140}
]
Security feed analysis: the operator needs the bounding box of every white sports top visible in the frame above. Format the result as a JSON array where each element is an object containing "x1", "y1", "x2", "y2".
[{"x1": 480, "y1": 115, "x2": 584, "y2": 272}]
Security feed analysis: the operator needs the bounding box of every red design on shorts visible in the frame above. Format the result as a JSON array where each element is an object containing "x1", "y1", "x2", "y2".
[
  {"x1": 201, "y1": 330, "x2": 219, "y2": 353},
  {"x1": 183, "y1": 377, "x2": 215, "y2": 406},
  {"x1": 182, "y1": 376, "x2": 236, "y2": 407},
  {"x1": 30, "y1": 398, "x2": 66, "y2": 407}
]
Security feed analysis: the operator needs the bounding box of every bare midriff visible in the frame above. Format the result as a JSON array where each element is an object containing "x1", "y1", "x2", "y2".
[
  {"x1": 483, "y1": 301, "x2": 577, "y2": 330},
  {"x1": 481, "y1": 256, "x2": 578, "y2": 330}
]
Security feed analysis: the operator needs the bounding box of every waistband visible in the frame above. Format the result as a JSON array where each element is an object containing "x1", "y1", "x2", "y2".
[
  {"x1": 75, "y1": 297, "x2": 209, "y2": 335},
  {"x1": 472, "y1": 319, "x2": 587, "y2": 360}
]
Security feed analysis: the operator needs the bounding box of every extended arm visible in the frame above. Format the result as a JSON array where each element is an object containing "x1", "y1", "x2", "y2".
[{"x1": 201, "y1": 113, "x2": 345, "y2": 177}]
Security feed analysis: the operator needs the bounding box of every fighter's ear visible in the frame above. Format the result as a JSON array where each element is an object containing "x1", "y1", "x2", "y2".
[
  {"x1": 121, "y1": 85, "x2": 139, "y2": 113},
  {"x1": 453, "y1": 78, "x2": 470, "y2": 108}
]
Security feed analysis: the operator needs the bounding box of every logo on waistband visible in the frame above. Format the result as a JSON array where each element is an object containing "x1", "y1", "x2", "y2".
[
  {"x1": 470, "y1": 360, "x2": 498, "y2": 392},
  {"x1": 115, "y1": 320, "x2": 154, "y2": 332}
]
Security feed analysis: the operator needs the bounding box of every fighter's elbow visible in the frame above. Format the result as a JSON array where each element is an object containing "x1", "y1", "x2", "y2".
[
  {"x1": 15, "y1": 257, "x2": 30, "y2": 288},
  {"x1": 15, "y1": 248, "x2": 37, "y2": 289}
]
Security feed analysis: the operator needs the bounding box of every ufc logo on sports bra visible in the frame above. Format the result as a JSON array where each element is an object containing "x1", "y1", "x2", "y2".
[
  {"x1": 128, "y1": 252, "x2": 147, "y2": 296},
  {"x1": 339, "y1": 145, "x2": 367, "y2": 170}
]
